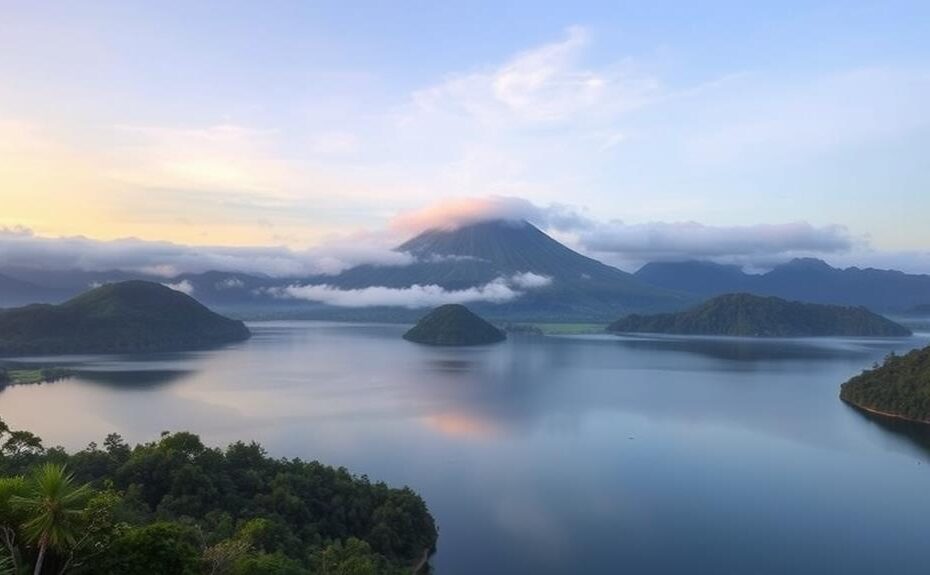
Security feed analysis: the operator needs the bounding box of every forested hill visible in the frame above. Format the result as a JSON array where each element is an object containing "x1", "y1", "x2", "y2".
[
  {"x1": 608, "y1": 293, "x2": 912, "y2": 337},
  {"x1": 0, "y1": 280, "x2": 250, "y2": 355},
  {"x1": 0, "y1": 421, "x2": 438, "y2": 574},
  {"x1": 840, "y1": 345, "x2": 930, "y2": 424},
  {"x1": 404, "y1": 304, "x2": 506, "y2": 346}
]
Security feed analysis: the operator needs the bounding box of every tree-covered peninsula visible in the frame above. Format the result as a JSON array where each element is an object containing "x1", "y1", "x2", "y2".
[
  {"x1": 0, "y1": 420, "x2": 437, "y2": 574},
  {"x1": 0, "y1": 281, "x2": 250, "y2": 356},
  {"x1": 403, "y1": 304, "x2": 506, "y2": 346},
  {"x1": 608, "y1": 293, "x2": 911, "y2": 337},
  {"x1": 840, "y1": 345, "x2": 930, "y2": 424}
]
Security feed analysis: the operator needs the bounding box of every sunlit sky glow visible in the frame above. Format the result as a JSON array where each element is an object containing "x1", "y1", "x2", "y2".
[{"x1": 1, "y1": 1, "x2": 929, "y2": 272}]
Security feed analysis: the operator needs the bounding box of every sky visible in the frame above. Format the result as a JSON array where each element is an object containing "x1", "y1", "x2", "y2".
[{"x1": 1, "y1": 0, "x2": 929, "y2": 273}]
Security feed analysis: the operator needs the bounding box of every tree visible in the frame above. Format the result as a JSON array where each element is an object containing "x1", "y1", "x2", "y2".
[
  {"x1": 0, "y1": 477, "x2": 27, "y2": 574},
  {"x1": 2, "y1": 431, "x2": 45, "y2": 460},
  {"x1": 100, "y1": 522, "x2": 201, "y2": 575},
  {"x1": 10, "y1": 464, "x2": 91, "y2": 575}
]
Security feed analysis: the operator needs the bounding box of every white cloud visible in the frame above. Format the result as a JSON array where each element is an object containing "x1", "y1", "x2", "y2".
[
  {"x1": 0, "y1": 227, "x2": 413, "y2": 278},
  {"x1": 267, "y1": 278, "x2": 520, "y2": 309},
  {"x1": 510, "y1": 272, "x2": 552, "y2": 289},
  {"x1": 266, "y1": 271, "x2": 552, "y2": 308},
  {"x1": 408, "y1": 26, "x2": 653, "y2": 126},
  {"x1": 162, "y1": 280, "x2": 194, "y2": 295},
  {"x1": 579, "y1": 220, "x2": 853, "y2": 262}
]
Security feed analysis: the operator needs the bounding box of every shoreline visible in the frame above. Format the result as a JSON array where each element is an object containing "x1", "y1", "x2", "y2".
[
  {"x1": 411, "y1": 548, "x2": 430, "y2": 574},
  {"x1": 840, "y1": 396, "x2": 930, "y2": 426}
]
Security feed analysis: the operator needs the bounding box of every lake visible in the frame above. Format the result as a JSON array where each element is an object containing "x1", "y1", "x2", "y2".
[{"x1": 1, "y1": 321, "x2": 929, "y2": 574}]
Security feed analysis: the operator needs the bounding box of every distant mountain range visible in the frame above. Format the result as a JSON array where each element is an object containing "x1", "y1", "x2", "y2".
[
  {"x1": 2, "y1": 222, "x2": 929, "y2": 321},
  {"x1": 636, "y1": 258, "x2": 930, "y2": 312},
  {"x1": 0, "y1": 221, "x2": 689, "y2": 321}
]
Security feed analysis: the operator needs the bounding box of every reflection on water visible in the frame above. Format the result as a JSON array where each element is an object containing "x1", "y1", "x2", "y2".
[
  {"x1": 845, "y1": 404, "x2": 930, "y2": 455},
  {"x1": 76, "y1": 369, "x2": 192, "y2": 388},
  {"x1": 0, "y1": 322, "x2": 929, "y2": 575}
]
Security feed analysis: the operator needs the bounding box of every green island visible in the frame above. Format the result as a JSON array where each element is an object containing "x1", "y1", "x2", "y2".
[
  {"x1": 403, "y1": 304, "x2": 506, "y2": 346},
  {"x1": 0, "y1": 281, "x2": 250, "y2": 356},
  {"x1": 840, "y1": 345, "x2": 930, "y2": 424},
  {"x1": 0, "y1": 419, "x2": 437, "y2": 574},
  {"x1": 608, "y1": 293, "x2": 912, "y2": 337},
  {"x1": 0, "y1": 367, "x2": 74, "y2": 387}
]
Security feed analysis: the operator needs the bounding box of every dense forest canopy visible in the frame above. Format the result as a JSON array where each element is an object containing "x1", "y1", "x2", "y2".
[
  {"x1": 840, "y1": 345, "x2": 930, "y2": 423},
  {"x1": 0, "y1": 420, "x2": 437, "y2": 574},
  {"x1": 0, "y1": 281, "x2": 250, "y2": 356},
  {"x1": 608, "y1": 293, "x2": 911, "y2": 337}
]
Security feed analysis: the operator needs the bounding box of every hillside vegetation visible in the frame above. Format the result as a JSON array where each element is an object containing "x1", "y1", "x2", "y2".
[
  {"x1": 0, "y1": 281, "x2": 250, "y2": 355},
  {"x1": 840, "y1": 346, "x2": 930, "y2": 423},
  {"x1": 404, "y1": 304, "x2": 506, "y2": 346},
  {"x1": 0, "y1": 420, "x2": 437, "y2": 574},
  {"x1": 608, "y1": 293, "x2": 911, "y2": 337}
]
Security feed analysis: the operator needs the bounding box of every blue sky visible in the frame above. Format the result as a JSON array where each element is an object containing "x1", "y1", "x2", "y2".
[{"x1": 1, "y1": 0, "x2": 928, "y2": 272}]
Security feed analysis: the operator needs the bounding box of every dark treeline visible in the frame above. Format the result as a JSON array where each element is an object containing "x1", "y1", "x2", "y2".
[
  {"x1": 840, "y1": 345, "x2": 930, "y2": 423},
  {"x1": 0, "y1": 420, "x2": 437, "y2": 574},
  {"x1": 609, "y1": 293, "x2": 911, "y2": 337}
]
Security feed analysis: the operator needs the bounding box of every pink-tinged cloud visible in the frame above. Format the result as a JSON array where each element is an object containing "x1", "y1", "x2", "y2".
[{"x1": 390, "y1": 195, "x2": 591, "y2": 233}]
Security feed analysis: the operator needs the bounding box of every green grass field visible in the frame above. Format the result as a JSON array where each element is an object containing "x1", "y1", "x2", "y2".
[
  {"x1": 0, "y1": 367, "x2": 74, "y2": 386},
  {"x1": 520, "y1": 323, "x2": 607, "y2": 335}
]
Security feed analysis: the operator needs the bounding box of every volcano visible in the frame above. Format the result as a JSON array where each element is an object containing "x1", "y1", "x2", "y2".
[{"x1": 318, "y1": 220, "x2": 689, "y2": 321}]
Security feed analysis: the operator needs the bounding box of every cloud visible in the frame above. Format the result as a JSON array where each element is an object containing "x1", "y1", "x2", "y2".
[
  {"x1": 391, "y1": 195, "x2": 592, "y2": 233},
  {"x1": 267, "y1": 271, "x2": 552, "y2": 308},
  {"x1": 578, "y1": 220, "x2": 854, "y2": 263},
  {"x1": 267, "y1": 278, "x2": 519, "y2": 309},
  {"x1": 407, "y1": 26, "x2": 654, "y2": 126},
  {"x1": 510, "y1": 272, "x2": 552, "y2": 289},
  {"x1": 3, "y1": 194, "x2": 926, "y2": 280},
  {"x1": 162, "y1": 280, "x2": 194, "y2": 295},
  {"x1": 0, "y1": 227, "x2": 412, "y2": 278}
]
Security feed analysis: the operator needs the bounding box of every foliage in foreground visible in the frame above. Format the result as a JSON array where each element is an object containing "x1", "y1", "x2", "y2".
[
  {"x1": 0, "y1": 419, "x2": 437, "y2": 574},
  {"x1": 840, "y1": 345, "x2": 930, "y2": 422}
]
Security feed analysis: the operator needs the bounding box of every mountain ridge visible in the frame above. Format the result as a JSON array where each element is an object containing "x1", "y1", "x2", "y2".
[{"x1": 636, "y1": 258, "x2": 930, "y2": 311}]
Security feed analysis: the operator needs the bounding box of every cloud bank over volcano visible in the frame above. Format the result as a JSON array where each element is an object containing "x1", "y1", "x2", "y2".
[
  {"x1": 0, "y1": 195, "x2": 918, "y2": 277},
  {"x1": 390, "y1": 196, "x2": 590, "y2": 234}
]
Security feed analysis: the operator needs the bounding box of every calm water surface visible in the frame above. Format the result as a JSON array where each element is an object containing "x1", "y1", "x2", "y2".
[{"x1": 2, "y1": 322, "x2": 929, "y2": 574}]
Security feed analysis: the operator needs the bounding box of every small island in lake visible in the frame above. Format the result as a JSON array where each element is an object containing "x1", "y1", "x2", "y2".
[
  {"x1": 403, "y1": 304, "x2": 506, "y2": 346},
  {"x1": 840, "y1": 345, "x2": 930, "y2": 424},
  {"x1": 608, "y1": 293, "x2": 911, "y2": 337},
  {"x1": 0, "y1": 280, "x2": 251, "y2": 356}
]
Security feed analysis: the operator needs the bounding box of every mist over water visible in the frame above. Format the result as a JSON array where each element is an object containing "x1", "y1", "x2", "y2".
[{"x1": 1, "y1": 323, "x2": 929, "y2": 574}]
